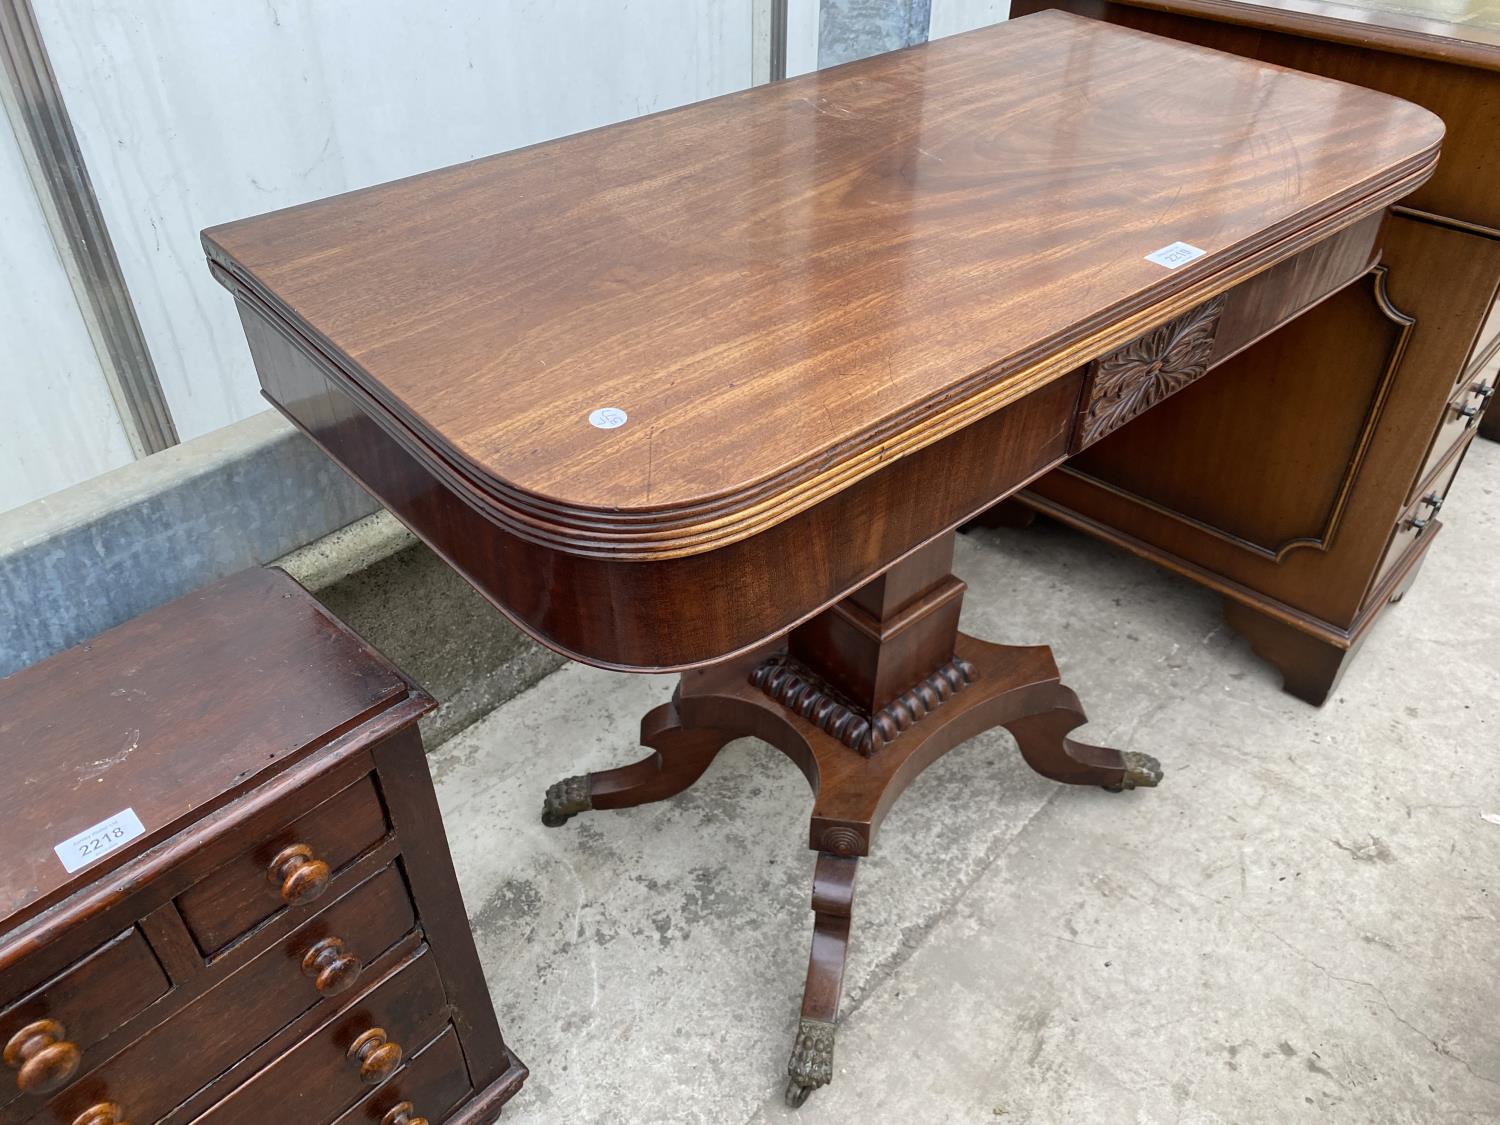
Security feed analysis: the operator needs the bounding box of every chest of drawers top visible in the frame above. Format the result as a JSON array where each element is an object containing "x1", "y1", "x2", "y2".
[{"x1": 0, "y1": 567, "x2": 427, "y2": 952}]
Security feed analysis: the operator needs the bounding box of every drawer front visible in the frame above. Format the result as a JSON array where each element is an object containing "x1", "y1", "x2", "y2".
[
  {"x1": 16, "y1": 865, "x2": 415, "y2": 1125},
  {"x1": 1467, "y1": 296, "x2": 1500, "y2": 379},
  {"x1": 331, "y1": 1026, "x2": 470, "y2": 1125},
  {"x1": 1377, "y1": 442, "x2": 1468, "y2": 594},
  {"x1": 1409, "y1": 368, "x2": 1495, "y2": 505},
  {"x1": 192, "y1": 947, "x2": 449, "y2": 1125},
  {"x1": 177, "y1": 774, "x2": 390, "y2": 956},
  {"x1": 1, "y1": 930, "x2": 169, "y2": 1110},
  {"x1": 1074, "y1": 294, "x2": 1227, "y2": 449},
  {"x1": 1469, "y1": 346, "x2": 1500, "y2": 411}
]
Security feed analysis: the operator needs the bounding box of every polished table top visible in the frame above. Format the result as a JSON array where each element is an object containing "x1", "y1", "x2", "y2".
[{"x1": 204, "y1": 11, "x2": 1441, "y2": 562}]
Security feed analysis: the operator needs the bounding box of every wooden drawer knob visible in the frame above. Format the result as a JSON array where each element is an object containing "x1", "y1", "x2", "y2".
[
  {"x1": 4, "y1": 1019, "x2": 81, "y2": 1095},
  {"x1": 73, "y1": 1103, "x2": 130, "y2": 1125},
  {"x1": 381, "y1": 1102, "x2": 429, "y2": 1125},
  {"x1": 347, "y1": 1028, "x2": 402, "y2": 1085},
  {"x1": 301, "y1": 936, "x2": 363, "y2": 996},
  {"x1": 267, "y1": 843, "x2": 331, "y2": 905}
]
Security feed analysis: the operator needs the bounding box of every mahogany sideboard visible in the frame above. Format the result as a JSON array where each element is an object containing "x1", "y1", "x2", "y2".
[
  {"x1": 201, "y1": 11, "x2": 1442, "y2": 1105},
  {"x1": 0, "y1": 568, "x2": 526, "y2": 1124},
  {"x1": 1007, "y1": 0, "x2": 1500, "y2": 702}
]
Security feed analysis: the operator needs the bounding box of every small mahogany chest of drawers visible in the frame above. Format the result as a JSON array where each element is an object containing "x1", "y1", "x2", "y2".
[{"x1": 0, "y1": 567, "x2": 526, "y2": 1125}]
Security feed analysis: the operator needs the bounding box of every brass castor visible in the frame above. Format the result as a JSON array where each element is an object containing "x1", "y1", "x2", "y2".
[
  {"x1": 785, "y1": 1017, "x2": 835, "y2": 1108},
  {"x1": 540, "y1": 775, "x2": 591, "y2": 827},
  {"x1": 1102, "y1": 751, "x2": 1163, "y2": 792},
  {"x1": 785, "y1": 1079, "x2": 815, "y2": 1108}
]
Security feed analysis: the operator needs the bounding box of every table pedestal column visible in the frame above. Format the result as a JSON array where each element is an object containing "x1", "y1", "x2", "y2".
[{"x1": 541, "y1": 531, "x2": 1162, "y2": 1106}]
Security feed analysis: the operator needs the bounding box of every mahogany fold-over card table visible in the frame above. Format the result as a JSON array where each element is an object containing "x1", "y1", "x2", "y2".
[{"x1": 204, "y1": 11, "x2": 1442, "y2": 1106}]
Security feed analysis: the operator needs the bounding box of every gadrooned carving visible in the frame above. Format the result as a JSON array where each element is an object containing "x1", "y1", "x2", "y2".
[
  {"x1": 1079, "y1": 294, "x2": 1227, "y2": 447},
  {"x1": 750, "y1": 654, "x2": 977, "y2": 756}
]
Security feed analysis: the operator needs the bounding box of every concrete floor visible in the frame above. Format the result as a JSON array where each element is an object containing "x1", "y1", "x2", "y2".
[{"x1": 430, "y1": 438, "x2": 1500, "y2": 1125}]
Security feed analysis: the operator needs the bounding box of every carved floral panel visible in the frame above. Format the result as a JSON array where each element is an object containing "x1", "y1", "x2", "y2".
[{"x1": 1077, "y1": 294, "x2": 1227, "y2": 447}]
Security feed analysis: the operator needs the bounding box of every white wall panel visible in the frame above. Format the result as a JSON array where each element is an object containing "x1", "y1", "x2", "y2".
[
  {"x1": 930, "y1": 0, "x2": 1010, "y2": 38},
  {"x1": 0, "y1": 118, "x2": 132, "y2": 512},
  {"x1": 32, "y1": 0, "x2": 756, "y2": 442},
  {"x1": 786, "y1": 0, "x2": 822, "y2": 76}
]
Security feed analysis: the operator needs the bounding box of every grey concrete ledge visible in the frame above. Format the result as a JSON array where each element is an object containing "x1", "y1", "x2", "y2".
[
  {"x1": 276, "y1": 509, "x2": 417, "y2": 593},
  {"x1": 275, "y1": 515, "x2": 565, "y2": 745},
  {"x1": 1, "y1": 409, "x2": 376, "y2": 677}
]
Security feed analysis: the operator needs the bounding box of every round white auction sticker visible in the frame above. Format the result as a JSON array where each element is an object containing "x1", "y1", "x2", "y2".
[{"x1": 588, "y1": 407, "x2": 628, "y2": 430}]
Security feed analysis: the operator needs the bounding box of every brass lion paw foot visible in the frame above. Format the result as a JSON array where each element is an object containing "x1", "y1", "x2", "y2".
[
  {"x1": 1103, "y1": 751, "x2": 1163, "y2": 792},
  {"x1": 785, "y1": 1017, "x2": 836, "y2": 1108},
  {"x1": 541, "y1": 774, "x2": 592, "y2": 827}
]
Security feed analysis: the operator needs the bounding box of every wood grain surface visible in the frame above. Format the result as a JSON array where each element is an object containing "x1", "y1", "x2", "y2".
[{"x1": 204, "y1": 10, "x2": 1442, "y2": 558}]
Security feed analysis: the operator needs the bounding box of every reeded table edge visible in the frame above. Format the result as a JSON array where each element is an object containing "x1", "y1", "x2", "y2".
[{"x1": 206, "y1": 134, "x2": 1438, "y2": 561}]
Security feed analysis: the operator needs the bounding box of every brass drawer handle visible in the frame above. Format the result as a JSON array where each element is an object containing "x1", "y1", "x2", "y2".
[
  {"x1": 4, "y1": 1019, "x2": 81, "y2": 1095},
  {"x1": 73, "y1": 1103, "x2": 130, "y2": 1125},
  {"x1": 301, "y1": 936, "x2": 363, "y2": 996},
  {"x1": 267, "y1": 843, "x2": 331, "y2": 905},
  {"x1": 381, "y1": 1102, "x2": 429, "y2": 1125},
  {"x1": 347, "y1": 1028, "x2": 403, "y2": 1085}
]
